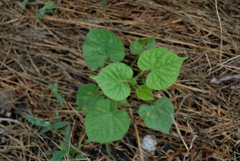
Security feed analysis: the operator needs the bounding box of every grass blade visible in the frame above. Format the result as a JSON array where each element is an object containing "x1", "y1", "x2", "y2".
[
  {"x1": 21, "y1": 0, "x2": 29, "y2": 13},
  {"x1": 20, "y1": 113, "x2": 53, "y2": 127}
]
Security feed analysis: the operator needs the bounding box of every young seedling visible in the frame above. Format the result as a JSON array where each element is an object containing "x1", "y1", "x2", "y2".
[
  {"x1": 38, "y1": 0, "x2": 58, "y2": 19},
  {"x1": 20, "y1": 113, "x2": 71, "y2": 160},
  {"x1": 78, "y1": 28, "x2": 188, "y2": 143},
  {"x1": 50, "y1": 81, "x2": 64, "y2": 106},
  {"x1": 21, "y1": 0, "x2": 29, "y2": 13},
  {"x1": 21, "y1": 0, "x2": 58, "y2": 19}
]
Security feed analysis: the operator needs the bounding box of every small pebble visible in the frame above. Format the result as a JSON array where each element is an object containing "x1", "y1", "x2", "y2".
[{"x1": 141, "y1": 135, "x2": 157, "y2": 156}]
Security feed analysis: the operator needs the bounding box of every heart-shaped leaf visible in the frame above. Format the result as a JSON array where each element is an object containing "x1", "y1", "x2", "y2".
[
  {"x1": 83, "y1": 29, "x2": 125, "y2": 69},
  {"x1": 136, "y1": 85, "x2": 154, "y2": 100},
  {"x1": 130, "y1": 36, "x2": 156, "y2": 55},
  {"x1": 76, "y1": 83, "x2": 104, "y2": 112},
  {"x1": 137, "y1": 48, "x2": 188, "y2": 90},
  {"x1": 85, "y1": 99, "x2": 130, "y2": 143},
  {"x1": 90, "y1": 63, "x2": 133, "y2": 101},
  {"x1": 138, "y1": 97, "x2": 174, "y2": 134}
]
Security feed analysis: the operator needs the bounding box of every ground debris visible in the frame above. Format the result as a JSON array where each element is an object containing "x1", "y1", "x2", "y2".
[
  {"x1": 0, "y1": 89, "x2": 14, "y2": 111},
  {"x1": 210, "y1": 74, "x2": 240, "y2": 89}
]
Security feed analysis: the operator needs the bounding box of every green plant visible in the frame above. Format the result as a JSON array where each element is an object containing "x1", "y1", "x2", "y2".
[
  {"x1": 50, "y1": 81, "x2": 64, "y2": 107},
  {"x1": 21, "y1": 0, "x2": 29, "y2": 13},
  {"x1": 21, "y1": 0, "x2": 58, "y2": 19},
  {"x1": 20, "y1": 112, "x2": 85, "y2": 160},
  {"x1": 77, "y1": 28, "x2": 188, "y2": 143},
  {"x1": 20, "y1": 82, "x2": 85, "y2": 160},
  {"x1": 38, "y1": 0, "x2": 58, "y2": 19},
  {"x1": 101, "y1": 0, "x2": 107, "y2": 5}
]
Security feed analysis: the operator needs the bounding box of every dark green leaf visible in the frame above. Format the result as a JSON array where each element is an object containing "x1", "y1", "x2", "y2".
[
  {"x1": 76, "y1": 83, "x2": 104, "y2": 112},
  {"x1": 130, "y1": 37, "x2": 156, "y2": 55},
  {"x1": 83, "y1": 29, "x2": 125, "y2": 69},
  {"x1": 139, "y1": 97, "x2": 174, "y2": 134},
  {"x1": 85, "y1": 99, "x2": 130, "y2": 143}
]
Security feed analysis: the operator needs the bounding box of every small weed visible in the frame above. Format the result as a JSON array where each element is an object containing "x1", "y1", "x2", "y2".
[
  {"x1": 20, "y1": 82, "x2": 85, "y2": 160},
  {"x1": 50, "y1": 81, "x2": 64, "y2": 106},
  {"x1": 21, "y1": 0, "x2": 58, "y2": 19},
  {"x1": 38, "y1": 0, "x2": 58, "y2": 19}
]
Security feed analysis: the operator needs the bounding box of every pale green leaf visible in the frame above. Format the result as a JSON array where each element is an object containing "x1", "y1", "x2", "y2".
[
  {"x1": 136, "y1": 85, "x2": 154, "y2": 100},
  {"x1": 138, "y1": 97, "x2": 174, "y2": 134},
  {"x1": 90, "y1": 63, "x2": 133, "y2": 101},
  {"x1": 85, "y1": 99, "x2": 130, "y2": 143},
  {"x1": 137, "y1": 48, "x2": 188, "y2": 90},
  {"x1": 76, "y1": 83, "x2": 104, "y2": 112},
  {"x1": 83, "y1": 29, "x2": 125, "y2": 69}
]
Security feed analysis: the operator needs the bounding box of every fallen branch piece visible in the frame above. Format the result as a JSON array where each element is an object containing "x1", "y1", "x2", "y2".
[{"x1": 210, "y1": 74, "x2": 240, "y2": 89}]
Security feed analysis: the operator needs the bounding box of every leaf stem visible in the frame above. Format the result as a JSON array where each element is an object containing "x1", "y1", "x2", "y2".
[
  {"x1": 105, "y1": 144, "x2": 117, "y2": 161},
  {"x1": 133, "y1": 70, "x2": 150, "y2": 79},
  {"x1": 130, "y1": 55, "x2": 139, "y2": 68}
]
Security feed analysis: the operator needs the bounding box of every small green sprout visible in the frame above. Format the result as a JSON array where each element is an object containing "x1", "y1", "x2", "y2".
[
  {"x1": 21, "y1": 0, "x2": 58, "y2": 19},
  {"x1": 50, "y1": 81, "x2": 64, "y2": 106},
  {"x1": 38, "y1": 0, "x2": 58, "y2": 19}
]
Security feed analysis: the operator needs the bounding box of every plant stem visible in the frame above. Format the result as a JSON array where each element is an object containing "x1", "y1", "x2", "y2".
[
  {"x1": 133, "y1": 70, "x2": 150, "y2": 79},
  {"x1": 105, "y1": 144, "x2": 117, "y2": 161},
  {"x1": 130, "y1": 55, "x2": 139, "y2": 68}
]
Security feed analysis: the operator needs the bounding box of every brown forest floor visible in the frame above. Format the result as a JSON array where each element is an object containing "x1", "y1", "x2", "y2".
[{"x1": 1, "y1": 0, "x2": 240, "y2": 160}]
